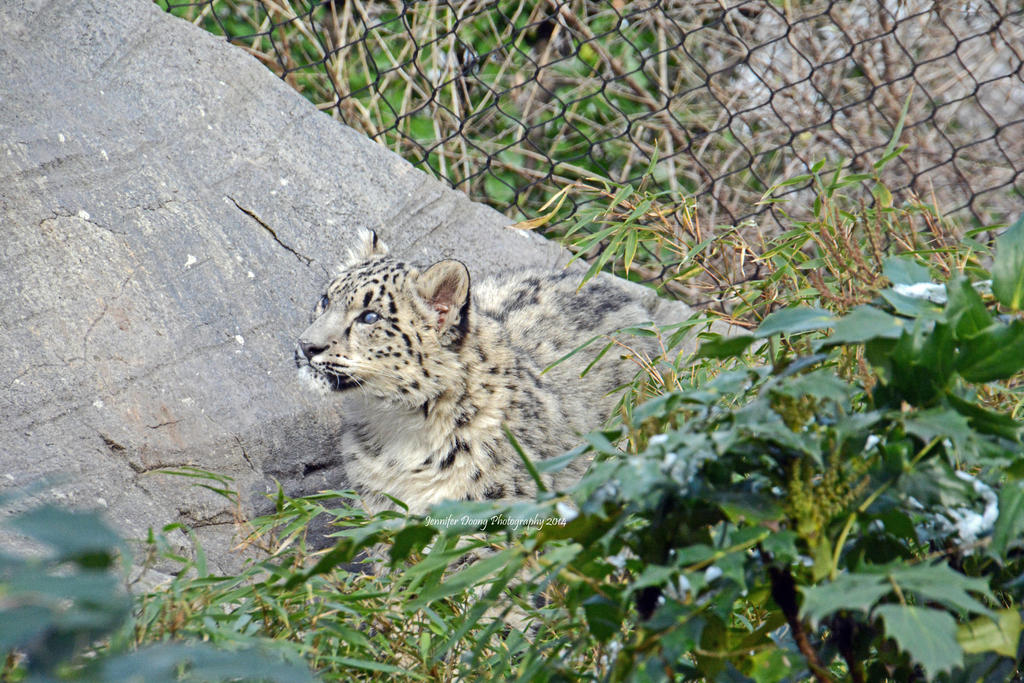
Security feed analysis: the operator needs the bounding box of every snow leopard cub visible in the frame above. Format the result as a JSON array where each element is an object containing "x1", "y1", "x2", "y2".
[{"x1": 295, "y1": 229, "x2": 654, "y2": 514}]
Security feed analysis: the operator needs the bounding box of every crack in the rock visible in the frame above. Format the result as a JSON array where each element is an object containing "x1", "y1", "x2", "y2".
[
  {"x1": 136, "y1": 198, "x2": 177, "y2": 213},
  {"x1": 147, "y1": 419, "x2": 182, "y2": 430},
  {"x1": 100, "y1": 434, "x2": 126, "y2": 453},
  {"x1": 233, "y1": 435, "x2": 257, "y2": 473},
  {"x1": 174, "y1": 514, "x2": 238, "y2": 530},
  {"x1": 226, "y1": 195, "x2": 313, "y2": 266},
  {"x1": 128, "y1": 461, "x2": 194, "y2": 475},
  {"x1": 81, "y1": 273, "x2": 133, "y2": 360},
  {"x1": 39, "y1": 208, "x2": 125, "y2": 235}
]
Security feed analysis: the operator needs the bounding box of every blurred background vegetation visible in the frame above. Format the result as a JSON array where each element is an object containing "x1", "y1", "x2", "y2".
[{"x1": 159, "y1": 1, "x2": 1023, "y2": 234}]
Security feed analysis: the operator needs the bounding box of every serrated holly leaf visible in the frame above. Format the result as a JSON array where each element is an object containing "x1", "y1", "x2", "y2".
[
  {"x1": 903, "y1": 408, "x2": 973, "y2": 455},
  {"x1": 761, "y1": 530, "x2": 799, "y2": 564},
  {"x1": 992, "y1": 214, "x2": 1024, "y2": 310},
  {"x1": 799, "y1": 573, "x2": 889, "y2": 625},
  {"x1": 887, "y1": 564, "x2": 993, "y2": 618},
  {"x1": 875, "y1": 605, "x2": 963, "y2": 678},
  {"x1": 957, "y1": 608, "x2": 1023, "y2": 658},
  {"x1": 771, "y1": 369, "x2": 853, "y2": 404}
]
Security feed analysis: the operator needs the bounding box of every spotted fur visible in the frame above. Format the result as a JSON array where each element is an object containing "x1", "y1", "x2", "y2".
[{"x1": 296, "y1": 230, "x2": 655, "y2": 514}]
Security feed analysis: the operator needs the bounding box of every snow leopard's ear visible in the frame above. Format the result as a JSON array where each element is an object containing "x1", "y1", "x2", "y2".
[
  {"x1": 344, "y1": 228, "x2": 389, "y2": 266},
  {"x1": 417, "y1": 259, "x2": 471, "y2": 342}
]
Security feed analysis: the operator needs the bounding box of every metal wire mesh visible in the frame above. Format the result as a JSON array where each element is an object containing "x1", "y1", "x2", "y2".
[{"x1": 160, "y1": 0, "x2": 1024, "y2": 236}]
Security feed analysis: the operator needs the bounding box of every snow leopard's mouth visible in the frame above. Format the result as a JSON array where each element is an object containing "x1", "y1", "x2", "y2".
[
  {"x1": 322, "y1": 370, "x2": 358, "y2": 391},
  {"x1": 294, "y1": 348, "x2": 359, "y2": 392}
]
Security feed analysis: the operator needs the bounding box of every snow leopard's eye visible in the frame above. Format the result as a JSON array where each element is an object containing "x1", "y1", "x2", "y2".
[
  {"x1": 316, "y1": 294, "x2": 329, "y2": 313},
  {"x1": 357, "y1": 310, "x2": 381, "y2": 324}
]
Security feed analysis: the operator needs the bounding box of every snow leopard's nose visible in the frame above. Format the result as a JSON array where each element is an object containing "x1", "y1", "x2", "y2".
[{"x1": 299, "y1": 341, "x2": 327, "y2": 361}]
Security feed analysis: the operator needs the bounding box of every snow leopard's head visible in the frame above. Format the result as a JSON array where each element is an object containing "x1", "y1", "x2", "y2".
[{"x1": 295, "y1": 229, "x2": 470, "y2": 405}]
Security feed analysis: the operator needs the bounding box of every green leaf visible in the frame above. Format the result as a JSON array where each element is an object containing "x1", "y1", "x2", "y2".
[
  {"x1": 825, "y1": 305, "x2": 906, "y2": 346},
  {"x1": 771, "y1": 369, "x2": 853, "y2": 404},
  {"x1": 990, "y1": 481, "x2": 1024, "y2": 559},
  {"x1": 957, "y1": 608, "x2": 1023, "y2": 658},
  {"x1": 5, "y1": 572, "x2": 124, "y2": 607},
  {"x1": 285, "y1": 538, "x2": 358, "y2": 588},
  {"x1": 732, "y1": 404, "x2": 824, "y2": 463},
  {"x1": 873, "y1": 182, "x2": 893, "y2": 209},
  {"x1": 541, "y1": 334, "x2": 601, "y2": 374},
  {"x1": 876, "y1": 510, "x2": 917, "y2": 543},
  {"x1": 695, "y1": 333, "x2": 755, "y2": 359},
  {"x1": 583, "y1": 595, "x2": 623, "y2": 642},
  {"x1": 746, "y1": 649, "x2": 794, "y2": 683},
  {"x1": 389, "y1": 524, "x2": 437, "y2": 564},
  {"x1": 946, "y1": 391, "x2": 1023, "y2": 441},
  {"x1": 630, "y1": 564, "x2": 677, "y2": 592},
  {"x1": 713, "y1": 490, "x2": 784, "y2": 524},
  {"x1": 100, "y1": 643, "x2": 317, "y2": 683},
  {"x1": 334, "y1": 656, "x2": 429, "y2": 678},
  {"x1": 879, "y1": 91, "x2": 913, "y2": 166},
  {"x1": 504, "y1": 426, "x2": 547, "y2": 493},
  {"x1": 875, "y1": 605, "x2": 963, "y2": 679},
  {"x1": 623, "y1": 228, "x2": 639, "y2": 273},
  {"x1": 10, "y1": 506, "x2": 123, "y2": 564},
  {"x1": 408, "y1": 546, "x2": 516, "y2": 607},
  {"x1": 584, "y1": 429, "x2": 625, "y2": 456},
  {"x1": 0, "y1": 605, "x2": 54, "y2": 651},
  {"x1": 755, "y1": 307, "x2": 836, "y2": 338},
  {"x1": 879, "y1": 288, "x2": 944, "y2": 320},
  {"x1": 1008, "y1": 458, "x2": 1024, "y2": 479},
  {"x1": 887, "y1": 322, "x2": 956, "y2": 406},
  {"x1": 799, "y1": 573, "x2": 890, "y2": 625},
  {"x1": 992, "y1": 214, "x2": 1024, "y2": 310},
  {"x1": 887, "y1": 564, "x2": 993, "y2": 618},
  {"x1": 534, "y1": 448, "x2": 585, "y2": 475},
  {"x1": 946, "y1": 277, "x2": 993, "y2": 339},
  {"x1": 761, "y1": 530, "x2": 799, "y2": 565},
  {"x1": 955, "y1": 320, "x2": 1024, "y2": 383},
  {"x1": 883, "y1": 256, "x2": 932, "y2": 286},
  {"x1": 903, "y1": 408, "x2": 974, "y2": 455}
]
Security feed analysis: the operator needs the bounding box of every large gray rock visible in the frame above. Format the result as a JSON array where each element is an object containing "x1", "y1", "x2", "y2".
[{"x1": 0, "y1": 0, "x2": 693, "y2": 572}]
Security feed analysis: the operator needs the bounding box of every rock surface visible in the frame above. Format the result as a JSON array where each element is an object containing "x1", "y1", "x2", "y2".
[{"x1": 0, "y1": 0, "x2": 693, "y2": 572}]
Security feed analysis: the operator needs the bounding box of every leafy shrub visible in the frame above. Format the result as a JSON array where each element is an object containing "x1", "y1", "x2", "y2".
[{"x1": 0, "y1": 502, "x2": 312, "y2": 681}]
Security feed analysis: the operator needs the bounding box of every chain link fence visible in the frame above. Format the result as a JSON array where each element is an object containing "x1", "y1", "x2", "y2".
[{"x1": 161, "y1": 0, "x2": 1023, "y2": 239}]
